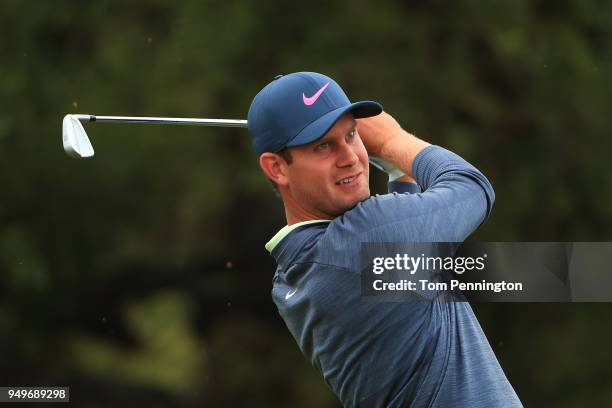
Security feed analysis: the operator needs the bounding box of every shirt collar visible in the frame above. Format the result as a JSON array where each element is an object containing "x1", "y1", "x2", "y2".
[{"x1": 265, "y1": 220, "x2": 331, "y2": 253}]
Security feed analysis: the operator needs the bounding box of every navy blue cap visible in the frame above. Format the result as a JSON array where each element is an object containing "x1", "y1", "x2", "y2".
[{"x1": 247, "y1": 72, "x2": 383, "y2": 155}]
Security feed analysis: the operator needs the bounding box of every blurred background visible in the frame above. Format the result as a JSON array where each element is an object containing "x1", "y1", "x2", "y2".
[{"x1": 1, "y1": 0, "x2": 612, "y2": 406}]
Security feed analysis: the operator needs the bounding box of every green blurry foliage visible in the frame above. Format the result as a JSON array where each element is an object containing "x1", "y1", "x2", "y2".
[{"x1": 67, "y1": 291, "x2": 204, "y2": 393}]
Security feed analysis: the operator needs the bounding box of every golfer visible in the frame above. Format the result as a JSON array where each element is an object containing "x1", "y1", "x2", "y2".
[{"x1": 247, "y1": 72, "x2": 522, "y2": 407}]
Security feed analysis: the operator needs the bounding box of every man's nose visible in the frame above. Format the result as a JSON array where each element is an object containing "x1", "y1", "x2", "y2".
[{"x1": 336, "y1": 142, "x2": 359, "y2": 167}]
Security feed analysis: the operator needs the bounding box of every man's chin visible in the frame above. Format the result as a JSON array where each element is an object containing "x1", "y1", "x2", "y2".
[{"x1": 336, "y1": 191, "x2": 371, "y2": 214}]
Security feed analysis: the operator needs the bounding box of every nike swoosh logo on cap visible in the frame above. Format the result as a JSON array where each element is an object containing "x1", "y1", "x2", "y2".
[
  {"x1": 302, "y1": 82, "x2": 330, "y2": 106},
  {"x1": 285, "y1": 288, "x2": 297, "y2": 299}
]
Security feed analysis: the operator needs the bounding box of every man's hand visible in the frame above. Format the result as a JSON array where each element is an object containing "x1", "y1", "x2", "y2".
[
  {"x1": 357, "y1": 112, "x2": 404, "y2": 157},
  {"x1": 357, "y1": 111, "x2": 430, "y2": 179}
]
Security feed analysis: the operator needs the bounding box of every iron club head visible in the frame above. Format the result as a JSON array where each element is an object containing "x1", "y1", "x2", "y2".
[{"x1": 63, "y1": 114, "x2": 94, "y2": 159}]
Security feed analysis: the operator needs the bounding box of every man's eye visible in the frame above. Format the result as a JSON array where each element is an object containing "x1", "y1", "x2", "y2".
[
  {"x1": 317, "y1": 142, "x2": 330, "y2": 150},
  {"x1": 347, "y1": 130, "x2": 356, "y2": 140}
]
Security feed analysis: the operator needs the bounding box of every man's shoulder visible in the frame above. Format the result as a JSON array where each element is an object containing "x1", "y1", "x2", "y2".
[
  {"x1": 271, "y1": 220, "x2": 359, "y2": 270},
  {"x1": 278, "y1": 196, "x2": 415, "y2": 252},
  {"x1": 271, "y1": 192, "x2": 424, "y2": 268},
  {"x1": 325, "y1": 193, "x2": 421, "y2": 237}
]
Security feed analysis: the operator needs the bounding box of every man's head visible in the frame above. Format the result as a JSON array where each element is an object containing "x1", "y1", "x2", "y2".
[{"x1": 247, "y1": 72, "x2": 382, "y2": 222}]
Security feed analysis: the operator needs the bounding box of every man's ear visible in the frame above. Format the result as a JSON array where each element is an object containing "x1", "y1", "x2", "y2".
[{"x1": 259, "y1": 152, "x2": 289, "y2": 187}]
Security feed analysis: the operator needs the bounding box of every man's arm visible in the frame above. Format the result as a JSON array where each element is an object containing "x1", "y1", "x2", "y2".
[{"x1": 340, "y1": 111, "x2": 494, "y2": 244}]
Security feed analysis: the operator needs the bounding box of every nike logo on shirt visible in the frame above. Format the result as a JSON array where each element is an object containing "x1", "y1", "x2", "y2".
[{"x1": 302, "y1": 82, "x2": 330, "y2": 106}]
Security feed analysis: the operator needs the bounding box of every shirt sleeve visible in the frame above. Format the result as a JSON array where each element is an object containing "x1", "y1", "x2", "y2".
[
  {"x1": 388, "y1": 180, "x2": 422, "y2": 194},
  {"x1": 328, "y1": 145, "x2": 495, "y2": 245}
]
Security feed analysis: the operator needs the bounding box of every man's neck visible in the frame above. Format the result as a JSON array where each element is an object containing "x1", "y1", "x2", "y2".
[
  {"x1": 285, "y1": 206, "x2": 331, "y2": 225},
  {"x1": 281, "y1": 190, "x2": 331, "y2": 225}
]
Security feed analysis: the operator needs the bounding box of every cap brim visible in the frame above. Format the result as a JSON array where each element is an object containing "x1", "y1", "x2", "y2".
[{"x1": 284, "y1": 100, "x2": 383, "y2": 150}]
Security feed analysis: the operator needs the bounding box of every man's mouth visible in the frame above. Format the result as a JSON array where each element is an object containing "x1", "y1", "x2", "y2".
[{"x1": 336, "y1": 172, "x2": 361, "y2": 185}]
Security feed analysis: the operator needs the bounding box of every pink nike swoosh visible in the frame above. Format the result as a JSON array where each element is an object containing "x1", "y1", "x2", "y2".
[{"x1": 302, "y1": 82, "x2": 330, "y2": 106}]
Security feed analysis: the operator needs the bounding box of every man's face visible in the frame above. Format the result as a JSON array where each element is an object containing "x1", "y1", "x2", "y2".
[{"x1": 284, "y1": 113, "x2": 370, "y2": 219}]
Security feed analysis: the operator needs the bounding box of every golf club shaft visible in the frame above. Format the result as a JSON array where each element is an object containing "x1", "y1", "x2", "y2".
[
  {"x1": 73, "y1": 114, "x2": 248, "y2": 128},
  {"x1": 64, "y1": 114, "x2": 393, "y2": 171}
]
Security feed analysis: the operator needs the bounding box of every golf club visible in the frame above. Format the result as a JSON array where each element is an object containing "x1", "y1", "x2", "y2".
[
  {"x1": 62, "y1": 114, "x2": 248, "y2": 159},
  {"x1": 61, "y1": 114, "x2": 396, "y2": 174}
]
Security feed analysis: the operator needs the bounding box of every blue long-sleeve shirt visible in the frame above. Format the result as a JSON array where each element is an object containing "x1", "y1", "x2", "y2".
[{"x1": 266, "y1": 146, "x2": 522, "y2": 407}]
